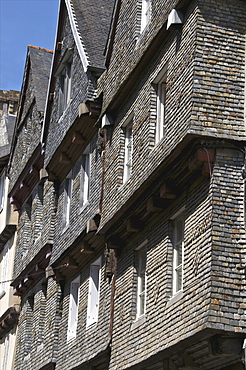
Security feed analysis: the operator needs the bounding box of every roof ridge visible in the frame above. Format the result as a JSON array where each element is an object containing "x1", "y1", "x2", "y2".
[{"x1": 28, "y1": 45, "x2": 53, "y2": 53}]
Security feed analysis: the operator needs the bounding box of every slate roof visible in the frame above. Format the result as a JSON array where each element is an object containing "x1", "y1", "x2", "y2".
[
  {"x1": 69, "y1": 0, "x2": 115, "y2": 69},
  {"x1": 28, "y1": 46, "x2": 53, "y2": 112},
  {"x1": 0, "y1": 114, "x2": 16, "y2": 168}
]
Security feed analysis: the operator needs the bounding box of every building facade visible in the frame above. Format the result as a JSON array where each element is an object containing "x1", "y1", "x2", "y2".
[
  {"x1": 0, "y1": 89, "x2": 20, "y2": 370},
  {"x1": 6, "y1": 0, "x2": 246, "y2": 369}
]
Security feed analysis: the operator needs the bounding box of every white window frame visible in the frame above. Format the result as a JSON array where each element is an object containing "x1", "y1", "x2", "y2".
[
  {"x1": 2, "y1": 333, "x2": 10, "y2": 370},
  {"x1": 136, "y1": 243, "x2": 147, "y2": 319},
  {"x1": 86, "y1": 256, "x2": 101, "y2": 328},
  {"x1": 154, "y1": 70, "x2": 166, "y2": 144},
  {"x1": 141, "y1": 0, "x2": 151, "y2": 33},
  {"x1": 0, "y1": 240, "x2": 9, "y2": 298},
  {"x1": 80, "y1": 146, "x2": 90, "y2": 208},
  {"x1": 63, "y1": 172, "x2": 72, "y2": 229},
  {"x1": 67, "y1": 276, "x2": 80, "y2": 342},
  {"x1": 123, "y1": 120, "x2": 133, "y2": 183},
  {"x1": 58, "y1": 56, "x2": 72, "y2": 117},
  {"x1": 0, "y1": 172, "x2": 5, "y2": 212},
  {"x1": 172, "y1": 212, "x2": 185, "y2": 295}
]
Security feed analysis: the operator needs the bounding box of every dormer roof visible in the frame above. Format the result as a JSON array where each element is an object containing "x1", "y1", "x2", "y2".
[
  {"x1": 28, "y1": 46, "x2": 53, "y2": 112},
  {"x1": 15, "y1": 46, "x2": 53, "y2": 130},
  {"x1": 65, "y1": 0, "x2": 115, "y2": 71}
]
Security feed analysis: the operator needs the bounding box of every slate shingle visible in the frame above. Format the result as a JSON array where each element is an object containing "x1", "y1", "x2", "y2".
[
  {"x1": 69, "y1": 0, "x2": 115, "y2": 68},
  {"x1": 28, "y1": 46, "x2": 53, "y2": 112}
]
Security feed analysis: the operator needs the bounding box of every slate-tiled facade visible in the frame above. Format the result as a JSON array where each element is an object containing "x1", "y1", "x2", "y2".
[
  {"x1": 6, "y1": 0, "x2": 246, "y2": 369},
  {"x1": 0, "y1": 90, "x2": 20, "y2": 370}
]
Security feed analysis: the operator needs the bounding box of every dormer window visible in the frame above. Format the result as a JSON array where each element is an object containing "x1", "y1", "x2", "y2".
[
  {"x1": 59, "y1": 61, "x2": 72, "y2": 117},
  {"x1": 141, "y1": 0, "x2": 151, "y2": 33},
  {"x1": 57, "y1": 48, "x2": 73, "y2": 118}
]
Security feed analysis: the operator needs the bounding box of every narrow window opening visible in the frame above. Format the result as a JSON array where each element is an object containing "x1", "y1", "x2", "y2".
[
  {"x1": 136, "y1": 245, "x2": 147, "y2": 319},
  {"x1": 86, "y1": 257, "x2": 101, "y2": 328},
  {"x1": 67, "y1": 276, "x2": 80, "y2": 342},
  {"x1": 123, "y1": 122, "x2": 133, "y2": 183},
  {"x1": 172, "y1": 213, "x2": 184, "y2": 295}
]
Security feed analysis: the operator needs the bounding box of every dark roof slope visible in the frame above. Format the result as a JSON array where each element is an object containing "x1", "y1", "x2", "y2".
[
  {"x1": 28, "y1": 46, "x2": 53, "y2": 112},
  {"x1": 0, "y1": 114, "x2": 16, "y2": 168},
  {"x1": 70, "y1": 0, "x2": 115, "y2": 68}
]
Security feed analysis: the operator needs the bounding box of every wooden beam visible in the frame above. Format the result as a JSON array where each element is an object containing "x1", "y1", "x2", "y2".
[
  {"x1": 54, "y1": 270, "x2": 65, "y2": 281},
  {"x1": 39, "y1": 168, "x2": 48, "y2": 182},
  {"x1": 189, "y1": 148, "x2": 215, "y2": 171},
  {"x1": 80, "y1": 240, "x2": 95, "y2": 254},
  {"x1": 29, "y1": 165, "x2": 39, "y2": 175},
  {"x1": 59, "y1": 152, "x2": 71, "y2": 164},
  {"x1": 71, "y1": 131, "x2": 85, "y2": 144},
  {"x1": 19, "y1": 181, "x2": 30, "y2": 190},
  {"x1": 64, "y1": 256, "x2": 78, "y2": 268},
  {"x1": 107, "y1": 235, "x2": 124, "y2": 250},
  {"x1": 126, "y1": 216, "x2": 143, "y2": 233},
  {"x1": 86, "y1": 219, "x2": 98, "y2": 234},
  {"x1": 160, "y1": 183, "x2": 177, "y2": 199},
  {"x1": 146, "y1": 196, "x2": 166, "y2": 212}
]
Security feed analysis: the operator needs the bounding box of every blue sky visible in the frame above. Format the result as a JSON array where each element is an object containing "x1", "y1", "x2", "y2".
[{"x1": 0, "y1": 0, "x2": 59, "y2": 91}]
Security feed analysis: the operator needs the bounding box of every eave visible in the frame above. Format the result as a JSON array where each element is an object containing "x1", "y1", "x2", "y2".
[
  {"x1": 46, "y1": 100, "x2": 101, "y2": 183},
  {"x1": 9, "y1": 144, "x2": 44, "y2": 210},
  {"x1": 50, "y1": 213, "x2": 104, "y2": 281},
  {"x1": 11, "y1": 243, "x2": 53, "y2": 297},
  {"x1": 0, "y1": 306, "x2": 19, "y2": 339}
]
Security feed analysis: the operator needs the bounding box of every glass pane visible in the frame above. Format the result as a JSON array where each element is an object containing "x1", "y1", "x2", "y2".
[
  {"x1": 139, "y1": 293, "x2": 145, "y2": 316},
  {"x1": 176, "y1": 219, "x2": 183, "y2": 242},
  {"x1": 139, "y1": 274, "x2": 145, "y2": 293},
  {"x1": 176, "y1": 268, "x2": 182, "y2": 291},
  {"x1": 177, "y1": 243, "x2": 182, "y2": 266}
]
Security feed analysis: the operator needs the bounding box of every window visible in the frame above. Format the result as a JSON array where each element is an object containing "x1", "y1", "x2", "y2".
[
  {"x1": 24, "y1": 296, "x2": 34, "y2": 357},
  {"x1": 172, "y1": 213, "x2": 184, "y2": 295},
  {"x1": 0, "y1": 173, "x2": 5, "y2": 212},
  {"x1": 67, "y1": 276, "x2": 80, "y2": 342},
  {"x1": 80, "y1": 146, "x2": 90, "y2": 208},
  {"x1": 136, "y1": 245, "x2": 147, "y2": 318},
  {"x1": 0, "y1": 240, "x2": 9, "y2": 298},
  {"x1": 123, "y1": 121, "x2": 133, "y2": 183},
  {"x1": 59, "y1": 61, "x2": 72, "y2": 117},
  {"x1": 63, "y1": 172, "x2": 72, "y2": 229},
  {"x1": 2, "y1": 333, "x2": 10, "y2": 370},
  {"x1": 141, "y1": 0, "x2": 151, "y2": 33},
  {"x1": 155, "y1": 73, "x2": 166, "y2": 144},
  {"x1": 86, "y1": 257, "x2": 101, "y2": 328}
]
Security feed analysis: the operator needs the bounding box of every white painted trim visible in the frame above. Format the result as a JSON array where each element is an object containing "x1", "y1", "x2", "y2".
[{"x1": 65, "y1": 0, "x2": 89, "y2": 72}]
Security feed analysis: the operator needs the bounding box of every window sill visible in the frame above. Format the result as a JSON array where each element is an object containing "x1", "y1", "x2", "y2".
[
  {"x1": 79, "y1": 201, "x2": 89, "y2": 214},
  {"x1": 119, "y1": 177, "x2": 131, "y2": 190},
  {"x1": 131, "y1": 314, "x2": 146, "y2": 330},
  {"x1": 86, "y1": 321, "x2": 97, "y2": 331},
  {"x1": 166, "y1": 290, "x2": 183, "y2": 308},
  {"x1": 0, "y1": 290, "x2": 6, "y2": 299},
  {"x1": 62, "y1": 224, "x2": 70, "y2": 234},
  {"x1": 67, "y1": 336, "x2": 76, "y2": 344}
]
